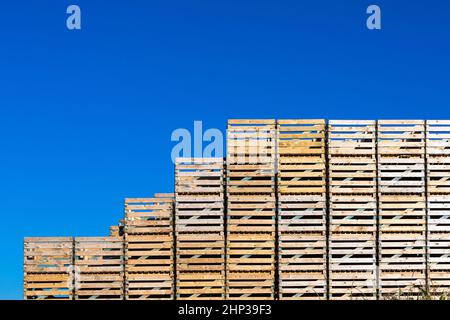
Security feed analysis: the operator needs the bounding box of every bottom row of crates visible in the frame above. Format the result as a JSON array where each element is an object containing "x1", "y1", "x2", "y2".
[{"x1": 24, "y1": 236, "x2": 450, "y2": 299}]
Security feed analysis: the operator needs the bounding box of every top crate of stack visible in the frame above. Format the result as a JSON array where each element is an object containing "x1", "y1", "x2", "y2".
[
  {"x1": 124, "y1": 196, "x2": 173, "y2": 235},
  {"x1": 328, "y1": 120, "x2": 376, "y2": 156},
  {"x1": 227, "y1": 119, "x2": 276, "y2": 195},
  {"x1": 378, "y1": 120, "x2": 425, "y2": 156},
  {"x1": 175, "y1": 158, "x2": 224, "y2": 234},
  {"x1": 277, "y1": 119, "x2": 326, "y2": 194}
]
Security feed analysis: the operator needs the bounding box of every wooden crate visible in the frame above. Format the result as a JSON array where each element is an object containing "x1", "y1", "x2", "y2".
[
  {"x1": 378, "y1": 232, "x2": 426, "y2": 298},
  {"x1": 278, "y1": 232, "x2": 326, "y2": 300},
  {"x1": 126, "y1": 272, "x2": 173, "y2": 300},
  {"x1": 426, "y1": 121, "x2": 450, "y2": 297},
  {"x1": 278, "y1": 195, "x2": 326, "y2": 299},
  {"x1": 227, "y1": 195, "x2": 276, "y2": 233},
  {"x1": 329, "y1": 196, "x2": 377, "y2": 233},
  {"x1": 226, "y1": 271, "x2": 275, "y2": 300},
  {"x1": 109, "y1": 226, "x2": 120, "y2": 237},
  {"x1": 277, "y1": 120, "x2": 326, "y2": 300},
  {"x1": 124, "y1": 197, "x2": 173, "y2": 235},
  {"x1": 426, "y1": 120, "x2": 450, "y2": 155},
  {"x1": 329, "y1": 157, "x2": 377, "y2": 195},
  {"x1": 378, "y1": 120, "x2": 425, "y2": 156},
  {"x1": 124, "y1": 196, "x2": 174, "y2": 299},
  {"x1": 176, "y1": 233, "x2": 225, "y2": 273},
  {"x1": 378, "y1": 157, "x2": 425, "y2": 194},
  {"x1": 328, "y1": 120, "x2": 376, "y2": 155},
  {"x1": 23, "y1": 237, "x2": 74, "y2": 300},
  {"x1": 125, "y1": 233, "x2": 173, "y2": 273},
  {"x1": 226, "y1": 232, "x2": 275, "y2": 272},
  {"x1": 177, "y1": 271, "x2": 225, "y2": 300},
  {"x1": 278, "y1": 195, "x2": 326, "y2": 233},
  {"x1": 379, "y1": 195, "x2": 426, "y2": 233},
  {"x1": 328, "y1": 233, "x2": 377, "y2": 300},
  {"x1": 75, "y1": 237, "x2": 124, "y2": 300},
  {"x1": 175, "y1": 158, "x2": 223, "y2": 194},
  {"x1": 277, "y1": 119, "x2": 326, "y2": 194},
  {"x1": 227, "y1": 119, "x2": 276, "y2": 195},
  {"x1": 427, "y1": 156, "x2": 450, "y2": 194},
  {"x1": 328, "y1": 120, "x2": 377, "y2": 231}
]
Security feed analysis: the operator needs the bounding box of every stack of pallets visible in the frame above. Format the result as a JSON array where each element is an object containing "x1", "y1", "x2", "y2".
[
  {"x1": 23, "y1": 237, "x2": 74, "y2": 300},
  {"x1": 226, "y1": 119, "x2": 276, "y2": 300},
  {"x1": 277, "y1": 119, "x2": 327, "y2": 300},
  {"x1": 378, "y1": 120, "x2": 426, "y2": 298},
  {"x1": 124, "y1": 195, "x2": 174, "y2": 299},
  {"x1": 328, "y1": 120, "x2": 377, "y2": 299},
  {"x1": 74, "y1": 236, "x2": 124, "y2": 300},
  {"x1": 175, "y1": 158, "x2": 225, "y2": 300},
  {"x1": 426, "y1": 120, "x2": 450, "y2": 298}
]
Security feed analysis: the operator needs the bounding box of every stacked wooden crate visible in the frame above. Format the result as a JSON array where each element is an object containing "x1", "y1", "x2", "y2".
[
  {"x1": 378, "y1": 120, "x2": 426, "y2": 298},
  {"x1": 74, "y1": 236, "x2": 124, "y2": 299},
  {"x1": 226, "y1": 119, "x2": 276, "y2": 300},
  {"x1": 426, "y1": 120, "x2": 450, "y2": 298},
  {"x1": 124, "y1": 195, "x2": 174, "y2": 299},
  {"x1": 23, "y1": 237, "x2": 74, "y2": 300},
  {"x1": 277, "y1": 119, "x2": 327, "y2": 299},
  {"x1": 328, "y1": 120, "x2": 377, "y2": 299},
  {"x1": 175, "y1": 158, "x2": 225, "y2": 299}
]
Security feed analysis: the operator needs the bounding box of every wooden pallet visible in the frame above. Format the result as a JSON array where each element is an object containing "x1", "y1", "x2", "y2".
[
  {"x1": 277, "y1": 119, "x2": 326, "y2": 194},
  {"x1": 379, "y1": 232, "x2": 426, "y2": 298},
  {"x1": 125, "y1": 272, "x2": 173, "y2": 300},
  {"x1": 328, "y1": 120, "x2": 376, "y2": 155},
  {"x1": 226, "y1": 233, "x2": 275, "y2": 272},
  {"x1": 177, "y1": 271, "x2": 225, "y2": 300},
  {"x1": 226, "y1": 271, "x2": 275, "y2": 300},
  {"x1": 328, "y1": 233, "x2": 377, "y2": 299},
  {"x1": 124, "y1": 197, "x2": 173, "y2": 235},
  {"x1": 378, "y1": 120, "x2": 425, "y2": 155},
  {"x1": 23, "y1": 237, "x2": 74, "y2": 300},
  {"x1": 75, "y1": 237, "x2": 124, "y2": 300}
]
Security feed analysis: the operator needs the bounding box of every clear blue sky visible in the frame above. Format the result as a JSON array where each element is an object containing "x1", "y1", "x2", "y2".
[{"x1": 0, "y1": 0, "x2": 449, "y2": 299}]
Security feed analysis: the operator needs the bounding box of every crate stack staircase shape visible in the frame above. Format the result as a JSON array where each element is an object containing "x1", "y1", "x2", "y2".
[
  {"x1": 426, "y1": 120, "x2": 450, "y2": 298},
  {"x1": 124, "y1": 194, "x2": 175, "y2": 299},
  {"x1": 175, "y1": 158, "x2": 226, "y2": 300},
  {"x1": 377, "y1": 120, "x2": 427, "y2": 298},
  {"x1": 327, "y1": 120, "x2": 378, "y2": 299},
  {"x1": 277, "y1": 119, "x2": 327, "y2": 300},
  {"x1": 23, "y1": 237, "x2": 74, "y2": 300},
  {"x1": 226, "y1": 119, "x2": 277, "y2": 300},
  {"x1": 74, "y1": 236, "x2": 124, "y2": 299}
]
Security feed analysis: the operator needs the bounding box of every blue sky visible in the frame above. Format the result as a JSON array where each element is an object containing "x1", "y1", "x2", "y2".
[{"x1": 0, "y1": 0, "x2": 449, "y2": 299}]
